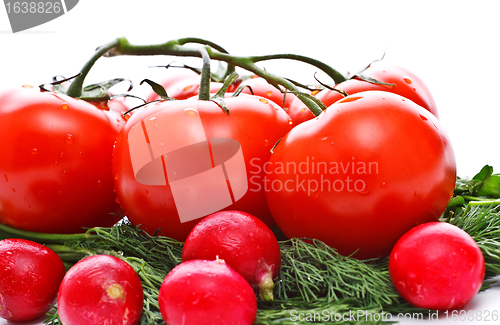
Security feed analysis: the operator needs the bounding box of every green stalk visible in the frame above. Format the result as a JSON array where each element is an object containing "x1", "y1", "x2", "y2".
[
  {"x1": 249, "y1": 53, "x2": 346, "y2": 84},
  {"x1": 66, "y1": 38, "x2": 122, "y2": 98},
  {"x1": 198, "y1": 47, "x2": 211, "y2": 100},
  {"x1": 176, "y1": 37, "x2": 235, "y2": 80},
  {"x1": 92, "y1": 37, "x2": 337, "y2": 116}
]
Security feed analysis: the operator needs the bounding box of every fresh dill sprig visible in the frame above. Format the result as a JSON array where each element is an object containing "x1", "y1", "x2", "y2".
[{"x1": 444, "y1": 200, "x2": 500, "y2": 277}]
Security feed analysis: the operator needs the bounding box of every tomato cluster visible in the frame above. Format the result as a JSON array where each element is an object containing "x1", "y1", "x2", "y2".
[{"x1": 0, "y1": 61, "x2": 456, "y2": 257}]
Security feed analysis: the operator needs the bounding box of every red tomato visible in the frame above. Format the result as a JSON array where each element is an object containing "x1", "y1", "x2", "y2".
[
  {"x1": 0, "y1": 86, "x2": 124, "y2": 233},
  {"x1": 287, "y1": 61, "x2": 439, "y2": 125},
  {"x1": 112, "y1": 95, "x2": 293, "y2": 241},
  {"x1": 240, "y1": 76, "x2": 297, "y2": 111},
  {"x1": 0, "y1": 238, "x2": 65, "y2": 322},
  {"x1": 264, "y1": 91, "x2": 456, "y2": 259},
  {"x1": 389, "y1": 222, "x2": 485, "y2": 310},
  {"x1": 287, "y1": 95, "x2": 317, "y2": 125}
]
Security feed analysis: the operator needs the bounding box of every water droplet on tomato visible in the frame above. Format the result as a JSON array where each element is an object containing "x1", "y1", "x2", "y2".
[
  {"x1": 61, "y1": 102, "x2": 69, "y2": 110},
  {"x1": 11, "y1": 188, "x2": 15, "y2": 193},
  {"x1": 183, "y1": 85, "x2": 193, "y2": 91},
  {"x1": 97, "y1": 180, "x2": 102, "y2": 188},
  {"x1": 259, "y1": 98, "x2": 268, "y2": 104},
  {"x1": 60, "y1": 152, "x2": 64, "y2": 158},
  {"x1": 311, "y1": 89, "x2": 320, "y2": 96},
  {"x1": 403, "y1": 78, "x2": 412, "y2": 84},
  {"x1": 321, "y1": 137, "x2": 328, "y2": 142},
  {"x1": 330, "y1": 142, "x2": 334, "y2": 146},
  {"x1": 419, "y1": 114, "x2": 428, "y2": 121},
  {"x1": 145, "y1": 189, "x2": 149, "y2": 194},
  {"x1": 115, "y1": 197, "x2": 121, "y2": 204},
  {"x1": 65, "y1": 134, "x2": 74, "y2": 144},
  {"x1": 266, "y1": 91, "x2": 273, "y2": 97},
  {"x1": 414, "y1": 191, "x2": 418, "y2": 196},
  {"x1": 301, "y1": 108, "x2": 306, "y2": 112},
  {"x1": 264, "y1": 140, "x2": 269, "y2": 146},
  {"x1": 31, "y1": 148, "x2": 38, "y2": 155},
  {"x1": 3, "y1": 174, "x2": 8, "y2": 182},
  {"x1": 380, "y1": 182, "x2": 388, "y2": 188},
  {"x1": 184, "y1": 108, "x2": 198, "y2": 117},
  {"x1": 288, "y1": 119, "x2": 293, "y2": 125},
  {"x1": 149, "y1": 116, "x2": 158, "y2": 128},
  {"x1": 22, "y1": 84, "x2": 33, "y2": 88}
]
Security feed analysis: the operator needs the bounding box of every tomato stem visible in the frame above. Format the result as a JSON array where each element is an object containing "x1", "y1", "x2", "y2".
[
  {"x1": 249, "y1": 53, "x2": 346, "y2": 84},
  {"x1": 198, "y1": 47, "x2": 211, "y2": 101},
  {"x1": 176, "y1": 37, "x2": 235, "y2": 81},
  {"x1": 99, "y1": 37, "x2": 329, "y2": 116},
  {"x1": 66, "y1": 38, "x2": 122, "y2": 98}
]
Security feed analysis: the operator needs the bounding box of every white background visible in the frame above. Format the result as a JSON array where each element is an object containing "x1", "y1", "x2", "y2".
[{"x1": 1, "y1": 1, "x2": 500, "y2": 324}]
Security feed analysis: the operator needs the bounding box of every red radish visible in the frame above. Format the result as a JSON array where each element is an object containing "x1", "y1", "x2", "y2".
[
  {"x1": 158, "y1": 259, "x2": 257, "y2": 325},
  {"x1": 57, "y1": 255, "x2": 144, "y2": 325},
  {"x1": 0, "y1": 238, "x2": 65, "y2": 321},
  {"x1": 182, "y1": 210, "x2": 281, "y2": 300},
  {"x1": 389, "y1": 222, "x2": 485, "y2": 310}
]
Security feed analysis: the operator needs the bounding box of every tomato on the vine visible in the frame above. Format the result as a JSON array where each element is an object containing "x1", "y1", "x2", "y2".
[
  {"x1": 289, "y1": 61, "x2": 439, "y2": 125},
  {"x1": 239, "y1": 76, "x2": 297, "y2": 111},
  {"x1": 146, "y1": 69, "x2": 240, "y2": 102},
  {"x1": 265, "y1": 90, "x2": 456, "y2": 259},
  {"x1": 112, "y1": 95, "x2": 293, "y2": 240},
  {"x1": 0, "y1": 86, "x2": 125, "y2": 233}
]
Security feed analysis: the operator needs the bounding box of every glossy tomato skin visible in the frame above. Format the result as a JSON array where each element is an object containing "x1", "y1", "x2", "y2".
[
  {"x1": 113, "y1": 96, "x2": 293, "y2": 241},
  {"x1": 312, "y1": 61, "x2": 439, "y2": 122},
  {"x1": 287, "y1": 95, "x2": 317, "y2": 125},
  {"x1": 265, "y1": 91, "x2": 456, "y2": 259},
  {"x1": 57, "y1": 255, "x2": 144, "y2": 325},
  {"x1": 0, "y1": 238, "x2": 65, "y2": 322},
  {"x1": 158, "y1": 259, "x2": 257, "y2": 325},
  {"x1": 0, "y1": 86, "x2": 124, "y2": 233},
  {"x1": 389, "y1": 222, "x2": 485, "y2": 310},
  {"x1": 240, "y1": 77, "x2": 297, "y2": 110}
]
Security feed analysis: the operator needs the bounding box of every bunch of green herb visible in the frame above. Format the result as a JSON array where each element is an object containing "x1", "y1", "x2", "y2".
[{"x1": 1, "y1": 165, "x2": 500, "y2": 325}]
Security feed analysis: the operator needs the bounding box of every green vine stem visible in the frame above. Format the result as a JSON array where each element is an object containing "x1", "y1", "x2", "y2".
[
  {"x1": 68, "y1": 37, "x2": 346, "y2": 117},
  {"x1": 66, "y1": 38, "x2": 121, "y2": 98},
  {"x1": 176, "y1": 37, "x2": 235, "y2": 81},
  {"x1": 198, "y1": 46, "x2": 211, "y2": 101}
]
